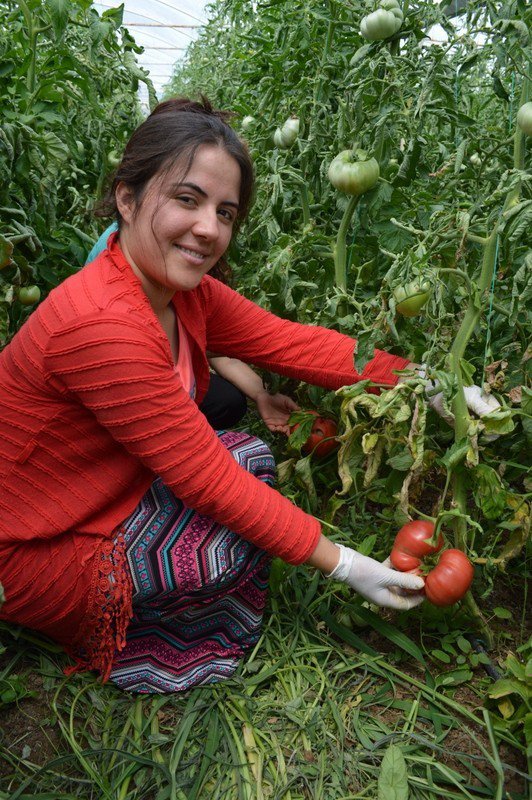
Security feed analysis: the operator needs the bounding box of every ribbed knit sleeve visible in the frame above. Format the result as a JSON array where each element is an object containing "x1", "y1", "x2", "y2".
[
  {"x1": 201, "y1": 277, "x2": 409, "y2": 388},
  {"x1": 43, "y1": 313, "x2": 321, "y2": 565}
]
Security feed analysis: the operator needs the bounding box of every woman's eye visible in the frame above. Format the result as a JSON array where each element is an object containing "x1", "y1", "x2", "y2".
[
  {"x1": 177, "y1": 195, "x2": 195, "y2": 205},
  {"x1": 218, "y1": 208, "x2": 235, "y2": 222}
]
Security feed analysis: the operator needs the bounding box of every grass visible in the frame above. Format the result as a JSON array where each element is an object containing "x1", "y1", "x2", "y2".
[{"x1": 0, "y1": 565, "x2": 529, "y2": 800}]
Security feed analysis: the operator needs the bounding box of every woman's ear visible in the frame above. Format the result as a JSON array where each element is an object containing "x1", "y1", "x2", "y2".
[{"x1": 115, "y1": 182, "x2": 136, "y2": 224}]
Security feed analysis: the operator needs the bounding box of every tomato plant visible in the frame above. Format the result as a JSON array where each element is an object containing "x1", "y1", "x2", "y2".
[
  {"x1": 424, "y1": 549, "x2": 474, "y2": 607},
  {"x1": 390, "y1": 520, "x2": 443, "y2": 571}
]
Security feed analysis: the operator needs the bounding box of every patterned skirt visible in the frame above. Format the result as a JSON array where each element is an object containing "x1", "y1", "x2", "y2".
[{"x1": 109, "y1": 431, "x2": 275, "y2": 694}]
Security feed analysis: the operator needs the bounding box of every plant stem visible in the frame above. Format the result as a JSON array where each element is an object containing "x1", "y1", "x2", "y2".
[
  {"x1": 333, "y1": 195, "x2": 360, "y2": 292},
  {"x1": 300, "y1": 184, "x2": 311, "y2": 226}
]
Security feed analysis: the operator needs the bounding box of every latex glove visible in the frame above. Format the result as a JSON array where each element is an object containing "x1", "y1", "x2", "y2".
[
  {"x1": 419, "y1": 366, "x2": 501, "y2": 422},
  {"x1": 255, "y1": 390, "x2": 299, "y2": 434},
  {"x1": 326, "y1": 544, "x2": 425, "y2": 610}
]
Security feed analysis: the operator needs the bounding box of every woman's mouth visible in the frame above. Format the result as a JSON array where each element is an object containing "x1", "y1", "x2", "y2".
[{"x1": 174, "y1": 244, "x2": 208, "y2": 262}]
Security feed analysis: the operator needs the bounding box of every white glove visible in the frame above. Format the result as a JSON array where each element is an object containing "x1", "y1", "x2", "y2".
[
  {"x1": 419, "y1": 367, "x2": 501, "y2": 422},
  {"x1": 326, "y1": 544, "x2": 425, "y2": 610}
]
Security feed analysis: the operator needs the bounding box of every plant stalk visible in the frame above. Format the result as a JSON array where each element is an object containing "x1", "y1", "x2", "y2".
[{"x1": 333, "y1": 194, "x2": 360, "y2": 292}]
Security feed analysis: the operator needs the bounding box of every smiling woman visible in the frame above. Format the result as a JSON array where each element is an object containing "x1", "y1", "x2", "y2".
[
  {"x1": 116, "y1": 145, "x2": 241, "y2": 304},
  {"x1": 0, "y1": 97, "x2": 425, "y2": 695}
]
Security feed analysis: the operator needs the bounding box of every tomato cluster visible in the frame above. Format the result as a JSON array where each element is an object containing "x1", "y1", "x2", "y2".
[{"x1": 391, "y1": 520, "x2": 474, "y2": 607}]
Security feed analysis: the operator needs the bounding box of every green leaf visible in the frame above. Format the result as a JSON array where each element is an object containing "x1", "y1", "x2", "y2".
[
  {"x1": 386, "y1": 451, "x2": 414, "y2": 471},
  {"x1": 102, "y1": 2, "x2": 124, "y2": 28},
  {"x1": 493, "y1": 607, "x2": 512, "y2": 620},
  {"x1": 439, "y1": 439, "x2": 470, "y2": 471},
  {"x1": 378, "y1": 744, "x2": 409, "y2": 800},
  {"x1": 46, "y1": 0, "x2": 70, "y2": 39},
  {"x1": 488, "y1": 678, "x2": 530, "y2": 704},
  {"x1": 350, "y1": 606, "x2": 426, "y2": 666}
]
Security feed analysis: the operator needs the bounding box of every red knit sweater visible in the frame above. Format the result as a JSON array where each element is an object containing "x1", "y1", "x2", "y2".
[{"x1": 0, "y1": 235, "x2": 408, "y2": 672}]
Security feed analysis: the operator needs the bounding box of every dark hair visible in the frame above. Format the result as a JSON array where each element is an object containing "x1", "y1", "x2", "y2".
[{"x1": 98, "y1": 97, "x2": 254, "y2": 283}]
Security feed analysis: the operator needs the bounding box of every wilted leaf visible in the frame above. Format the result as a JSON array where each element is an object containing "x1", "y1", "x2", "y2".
[{"x1": 472, "y1": 464, "x2": 507, "y2": 519}]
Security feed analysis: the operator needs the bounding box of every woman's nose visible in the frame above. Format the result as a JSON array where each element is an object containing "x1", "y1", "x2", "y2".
[{"x1": 192, "y1": 207, "x2": 218, "y2": 240}]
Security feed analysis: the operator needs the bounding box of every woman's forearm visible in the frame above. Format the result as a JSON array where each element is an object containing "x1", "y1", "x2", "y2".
[{"x1": 207, "y1": 355, "x2": 266, "y2": 402}]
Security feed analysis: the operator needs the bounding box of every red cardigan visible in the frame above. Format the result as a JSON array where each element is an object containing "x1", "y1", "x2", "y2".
[{"x1": 0, "y1": 235, "x2": 408, "y2": 674}]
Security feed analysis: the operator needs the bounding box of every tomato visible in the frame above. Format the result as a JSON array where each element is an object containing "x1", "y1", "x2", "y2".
[
  {"x1": 424, "y1": 549, "x2": 474, "y2": 607},
  {"x1": 390, "y1": 520, "x2": 443, "y2": 571},
  {"x1": 328, "y1": 149, "x2": 380, "y2": 196},
  {"x1": 273, "y1": 117, "x2": 299, "y2": 148},
  {"x1": 291, "y1": 411, "x2": 338, "y2": 458},
  {"x1": 241, "y1": 115, "x2": 256, "y2": 130},
  {"x1": 107, "y1": 149, "x2": 121, "y2": 168},
  {"x1": 516, "y1": 102, "x2": 532, "y2": 136},
  {"x1": 360, "y1": 1, "x2": 403, "y2": 42},
  {"x1": 392, "y1": 281, "x2": 431, "y2": 317},
  {"x1": 18, "y1": 285, "x2": 41, "y2": 305},
  {"x1": 470, "y1": 152, "x2": 481, "y2": 166}
]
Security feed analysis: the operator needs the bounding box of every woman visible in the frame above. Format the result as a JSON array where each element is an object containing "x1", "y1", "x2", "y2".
[
  {"x1": 86, "y1": 222, "x2": 300, "y2": 433},
  {"x1": 0, "y1": 98, "x2": 432, "y2": 693}
]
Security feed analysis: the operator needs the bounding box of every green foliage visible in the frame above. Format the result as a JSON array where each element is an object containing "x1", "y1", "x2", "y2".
[{"x1": 0, "y1": 0, "x2": 153, "y2": 344}]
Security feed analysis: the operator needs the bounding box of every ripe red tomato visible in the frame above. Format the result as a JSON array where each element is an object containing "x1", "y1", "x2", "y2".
[
  {"x1": 291, "y1": 411, "x2": 338, "y2": 458},
  {"x1": 390, "y1": 520, "x2": 443, "y2": 571},
  {"x1": 424, "y1": 549, "x2": 474, "y2": 607}
]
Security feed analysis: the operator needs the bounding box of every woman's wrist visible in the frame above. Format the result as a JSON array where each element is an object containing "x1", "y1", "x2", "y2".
[{"x1": 304, "y1": 534, "x2": 341, "y2": 574}]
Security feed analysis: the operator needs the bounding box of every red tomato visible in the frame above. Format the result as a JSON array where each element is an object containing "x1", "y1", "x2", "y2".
[
  {"x1": 292, "y1": 411, "x2": 338, "y2": 458},
  {"x1": 390, "y1": 520, "x2": 443, "y2": 571},
  {"x1": 424, "y1": 549, "x2": 474, "y2": 607}
]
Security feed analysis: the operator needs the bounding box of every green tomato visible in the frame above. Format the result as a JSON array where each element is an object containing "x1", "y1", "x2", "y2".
[
  {"x1": 516, "y1": 102, "x2": 532, "y2": 136},
  {"x1": 107, "y1": 149, "x2": 121, "y2": 168},
  {"x1": 328, "y1": 149, "x2": 380, "y2": 196},
  {"x1": 18, "y1": 285, "x2": 41, "y2": 306},
  {"x1": 273, "y1": 117, "x2": 300, "y2": 148},
  {"x1": 392, "y1": 281, "x2": 431, "y2": 317},
  {"x1": 470, "y1": 152, "x2": 481, "y2": 166},
  {"x1": 241, "y1": 115, "x2": 256, "y2": 130},
  {"x1": 360, "y1": 8, "x2": 401, "y2": 41}
]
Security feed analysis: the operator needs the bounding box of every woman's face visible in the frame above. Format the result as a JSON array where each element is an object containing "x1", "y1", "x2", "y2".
[{"x1": 116, "y1": 144, "x2": 241, "y2": 302}]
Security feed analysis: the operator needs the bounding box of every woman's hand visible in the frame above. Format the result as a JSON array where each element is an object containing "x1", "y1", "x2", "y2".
[
  {"x1": 255, "y1": 390, "x2": 299, "y2": 434},
  {"x1": 326, "y1": 543, "x2": 425, "y2": 610}
]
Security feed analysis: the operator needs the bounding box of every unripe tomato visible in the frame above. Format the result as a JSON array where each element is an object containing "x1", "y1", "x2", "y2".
[
  {"x1": 241, "y1": 115, "x2": 256, "y2": 130},
  {"x1": 390, "y1": 520, "x2": 443, "y2": 571},
  {"x1": 469, "y1": 152, "x2": 482, "y2": 166},
  {"x1": 516, "y1": 102, "x2": 532, "y2": 136},
  {"x1": 424, "y1": 549, "x2": 474, "y2": 607},
  {"x1": 18, "y1": 285, "x2": 41, "y2": 305},
  {"x1": 360, "y1": 7, "x2": 402, "y2": 41},
  {"x1": 273, "y1": 117, "x2": 299, "y2": 148},
  {"x1": 392, "y1": 281, "x2": 431, "y2": 317},
  {"x1": 328, "y1": 149, "x2": 380, "y2": 196},
  {"x1": 107, "y1": 149, "x2": 121, "y2": 168},
  {"x1": 291, "y1": 411, "x2": 338, "y2": 459}
]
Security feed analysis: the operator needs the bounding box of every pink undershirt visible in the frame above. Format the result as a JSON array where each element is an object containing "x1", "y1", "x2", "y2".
[{"x1": 175, "y1": 315, "x2": 196, "y2": 399}]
